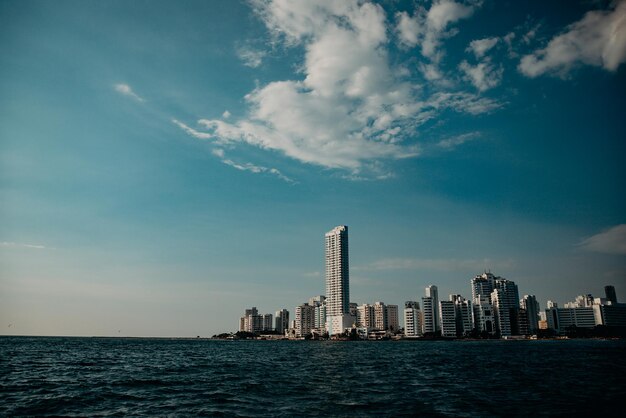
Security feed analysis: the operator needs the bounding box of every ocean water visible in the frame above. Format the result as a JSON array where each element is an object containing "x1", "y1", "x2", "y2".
[{"x1": 1, "y1": 337, "x2": 625, "y2": 416}]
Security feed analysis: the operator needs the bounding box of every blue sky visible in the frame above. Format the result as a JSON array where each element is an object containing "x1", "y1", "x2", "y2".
[{"x1": 1, "y1": 0, "x2": 625, "y2": 336}]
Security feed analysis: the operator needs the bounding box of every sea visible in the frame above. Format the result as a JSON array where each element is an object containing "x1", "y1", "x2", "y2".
[{"x1": 1, "y1": 337, "x2": 625, "y2": 417}]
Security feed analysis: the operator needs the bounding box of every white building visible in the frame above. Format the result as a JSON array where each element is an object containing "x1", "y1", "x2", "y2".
[
  {"x1": 473, "y1": 295, "x2": 496, "y2": 335},
  {"x1": 404, "y1": 301, "x2": 422, "y2": 337},
  {"x1": 295, "y1": 303, "x2": 315, "y2": 337},
  {"x1": 546, "y1": 306, "x2": 596, "y2": 333},
  {"x1": 451, "y1": 294, "x2": 473, "y2": 336},
  {"x1": 325, "y1": 225, "x2": 353, "y2": 335},
  {"x1": 357, "y1": 304, "x2": 375, "y2": 329},
  {"x1": 373, "y1": 301, "x2": 388, "y2": 331},
  {"x1": 440, "y1": 301, "x2": 457, "y2": 337},
  {"x1": 471, "y1": 272, "x2": 496, "y2": 301}
]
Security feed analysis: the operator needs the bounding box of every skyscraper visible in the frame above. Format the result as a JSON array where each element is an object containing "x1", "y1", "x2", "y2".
[
  {"x1": 325, "y1": 225, "x2": 353, "y2": 335},
  {"x1": 520, "y1": 295, "x2": 540, "y2": 333},
  {"x1": 605, "y1": 285, "x2": 617, "y2": 304},
  {"x1": 404, "y1": 301, "x2": 422, "y2": 337},
  {"x1": 275, "y1": 309, "x2": 289, "y2": 334},
  {"x1": 422, "y1": 285, "x2": 440, "y2": 334}
]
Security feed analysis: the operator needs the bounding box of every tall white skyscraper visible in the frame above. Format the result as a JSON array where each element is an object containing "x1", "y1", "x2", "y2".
[
  {"x1": 325, "y1": 225, "x2": 353, "y2": 335},
  {"x1": 422, "y1": 285, "x2": 440, "y2": 333}
]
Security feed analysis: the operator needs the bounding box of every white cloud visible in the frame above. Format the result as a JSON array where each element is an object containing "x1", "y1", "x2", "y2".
[
  {"x1": 222, "y1": 110, "x2": 231, "y2": 119},
  {"x1": 459, "y1": 60, "x2": 503, "y2": 91},
  {"x1": 236, "y1": 46, "x2": 266, "y2": 68},
  {"x1": 579, "y1": 224, "x2": 626, "y2": 255},
  {"x1": 114, "y1": 83, "x2": 145, "y2": 102},
  {"x1": 1, "y1": 241, "x2": 47, "y2": 250},
  {"x1": 208, "y1": 147, "x2": 294, "y2": 183},
  {"x1": 519, "y1": 1, "x2": 626, "y2": 77},
  {"x1": 437, "y1": 131, "x2": 481, "y2": 149},
  {"x1": 467, "y1": 37, "x2": 499, "y2": 58},
  {"x1": 175, "y1": 0, "x2": 500, "y2": 176},
  {"x1": 396, "y1": 1, "x2": 479, "y2": 62}
]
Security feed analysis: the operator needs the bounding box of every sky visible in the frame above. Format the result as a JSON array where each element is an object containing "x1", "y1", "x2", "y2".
[{"x1": 1, "y1": 0, "x2": 625, "y2": 337}]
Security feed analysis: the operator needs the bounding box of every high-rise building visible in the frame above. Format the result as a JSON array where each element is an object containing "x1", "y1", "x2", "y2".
[
  {"x1": 471, "y1": 272, "x2": 496, "y2": 301},
  {"x1": 295, "y1": 303, "x2": 315, "y2": 338},
  {"x1": 386, "y1": 305, "x2": 399, "y2": 332},
  {"x1": 357, "y1": 304, "x2": 375, "y2": 329},
  {"x1": 262, "y1": 314, "x2": 273, "y2": 332},
  {"x1": 325, "y1": 225, "x2": 353, "y2": 335},
  {"x1": 373, "y1": 301, "x2": 388, "y2": 331},
  {"x1": 605, "y1": 285, "x2": 617, "y2": 304},
  {"x1": 473, "y1": 295, "x2": 496, "y2": 335},
  {"x1": 440, "y1": 301, "x2": 457, "y2": 337},
  {"x1": 404, "y1": 301, "x2": 422, "y2": 337},
  {"x1": 309, "y1": 295, "x2": 326, "y2": 330},
  {"x1": 492, "y1": 278, "x2": 520, "y2": 336},
  {"x1": 451, "y1": 294, "x2": 473, "y2": 337},
  {"x1": 520, "y1": 295, "x2": 540, "y2": 333},
  {"x1": 275, "y1": 309, "x2": 290, "y2": 334},
  {"x1": 423, "y1": 285, "x2": 440, "y2": 333}
]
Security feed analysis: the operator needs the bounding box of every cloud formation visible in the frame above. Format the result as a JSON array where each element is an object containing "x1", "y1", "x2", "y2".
[
  {"x1": 114, "y1": 83, "x2": 145, "y2": 102},
  {"x1": 175, "y1": 0, "x2": 500, "y2": 175},
  {"x1": 579, "y1": 224, "x2": 626, "y2": 255},
  {"x1": 519, "y1": 1, "x2": 626, "y2": 77},
  {"x1": 437, "y1": 131, "x2": 480, "y2": 149}
]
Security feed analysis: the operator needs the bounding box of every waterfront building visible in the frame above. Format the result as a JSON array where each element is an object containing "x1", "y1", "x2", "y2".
[
  {"x1": 439, "y1": 301, "x2": 457, "y2": 337},
  {"x1": 473, "y1": 295, "x2": 496, "y2": 335},
  {"x1": 373, "y1": 301, "x2": 388, "y2": 331},
  {"x1": 262, "y1": 313, "x2": 273, "y2": 331},
  {"x1": 314, "y1": 302, "x2": 327, "y2": 330},
  {"x1": 349, "y1": 302, "x2": 358, "y2": 318},
  {"x1": 520, "y1": 295, "x2": 540, "y2": 333},
  {"x1": 386, "y1": 305, "x2": 399, "y2": 332},
  {"x1": 325, "y1": 225, "x2": 353, "y2": 335},
  {"x1": 425, "y1": 285, "x2": 440, "y2": 332},
  {"x1": 295, "y1": 303, "x2": 316, "y2": 337},
  {"x1": 546, "y1": 306, "x2": 596, "y2": 333},
  {"x1": 404, "y1": 301, "x2": 422, "y2": 337},
  {"x1": 605, "y1": 285, "x2": 617, "y2": 304},
  {"x1": 547, "y1": 300, "x2": 558, "y2": 309},
  {"x1": 275, "y1": 309, "x2": 290, "y2": 334},
  {"x1": 493, "y1": 278, "x2": 520, "y2": 335},
  {"x1": 451, "y1": 294, "x2": 473, "y2": 337},
  {"x1": 564, "y1": 294, "x2": 594, "y2": 308},
  {"x1": 357, "y1": 304, "x2": 375, "y2": 329},
  {"x1": 471, "y1": 272, "x2": 496, "y2": 301},
  {"x1": 517, "y1": 308, "x2": 529, "y2": 335},
  {"x1": 595, "y1": 304, "x2": 626, "y2": 327},
  {"x1": 239, "y1": 307, "x2": 264, "y2": 333}
]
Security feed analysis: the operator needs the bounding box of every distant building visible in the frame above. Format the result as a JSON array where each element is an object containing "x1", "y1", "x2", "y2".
[
  {"x1": 439, "y1": 301, "x2": 457, "y2": 337},
  {"x1": 491, "y1": 278, "x2": 520, "y2": 336},
  {"x1": 450, "y1": 294, "x2": 473, "y2": 337},
  {"x1": 275, "y1": 309, "x2": 289, "y2": 334},
  {"x1": 295, "y1": 303, "x2": 315, "y2": 337},
  {"x1": 605, "y1": 285, "x2": 617, "y2": 305},
  {"x1": 325, "y1": 226, "x2": 353, "y2": 335},
  {"x1": 471, "y1": 272, "x2": 496, "y2": 301},
  {"x1": 404, "y1": 301, "x2": 422, "y2": 337},
  {"x1": 357, "y1": 304, "x2": 375, "y2": 329},
  {"x1": 520, "y1": 295, "x2": 540, "y2": 333},
  {"x1": 373, "y1": 302, "x2": 388, "y2": 331},
  {"x1": 546, "y1": 306, "x2": 596, "y2": 333},
  {"x1": 473, "y1": 295, "x2": 496, "y2": 335},
  {"x1": 262, "y1": 313, "x2": 273, "y2": 331},
  {"x1": 239, "y1": 307, "x2": 264, "y2": 333},
  {"x1": 386, "y1": 305, "x2": 399, "y2": 332}
]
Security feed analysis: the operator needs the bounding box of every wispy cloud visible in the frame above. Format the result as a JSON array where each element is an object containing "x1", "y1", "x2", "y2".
[
  {"x1": 354, "y1": 257, "x2": 516, "y2": 273},
  {"x1": 1, "y1": 241, "x2": 48, "y2": 250},
  {"x1": 579, "y1": 224, "x2": 626, "y2": 255},
  {"x1": 236, "y1": 46, "x2": 266, "y2": 68},
  {"x1": 173, "y1": 0, "x2": 501, "y2": 177},
  {"x1": 114, "y1": 83, "x2": 145, "y2": 102},
  {"x1": 211, "y1": 148, "x2": 295, "y2": 183},
  {"x1": 437, "y1": 132, "x2": 481, "y2": 149},
  {"x1": 519, "y1": 1, "x2": 626, "y2": 77}
]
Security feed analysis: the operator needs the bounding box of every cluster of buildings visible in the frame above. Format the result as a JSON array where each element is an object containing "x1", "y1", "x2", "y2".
[{"x1": 238, "y1": 225, "x2": 625, "y2": 339}]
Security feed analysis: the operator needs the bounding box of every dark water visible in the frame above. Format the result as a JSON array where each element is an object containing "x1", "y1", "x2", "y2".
[{"x1": 1, "y1": 337, "x2": 625, "y2": 416}]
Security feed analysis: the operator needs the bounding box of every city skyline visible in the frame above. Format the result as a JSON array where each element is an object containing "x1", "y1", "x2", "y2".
[{"x1": 1, "y1": 0, "x2": 625, "y2": 337}]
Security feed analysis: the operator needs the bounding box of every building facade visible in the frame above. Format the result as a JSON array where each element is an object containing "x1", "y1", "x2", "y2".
[{"x1": 325, "y1": 225, "x2": 353, "y2": 335}]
